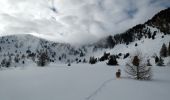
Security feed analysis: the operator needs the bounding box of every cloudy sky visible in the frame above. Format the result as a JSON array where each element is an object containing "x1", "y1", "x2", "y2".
[{"x1": 0, "y1": 0, "x2": 169, "y2": 44}]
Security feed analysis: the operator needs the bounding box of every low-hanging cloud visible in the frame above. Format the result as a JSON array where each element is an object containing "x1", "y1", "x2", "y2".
[{"x1": 0, "y1": 0, "x2": 169, "y2": 44}]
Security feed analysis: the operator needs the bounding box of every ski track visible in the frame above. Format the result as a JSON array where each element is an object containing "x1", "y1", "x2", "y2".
[{"x1": 86, "y1": 78, "x2": 115, "y2": 100}]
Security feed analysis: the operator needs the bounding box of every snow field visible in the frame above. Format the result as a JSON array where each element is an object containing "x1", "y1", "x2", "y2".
[{"x1": 0, "y1": 63, "x2": 170, "y2": 100}]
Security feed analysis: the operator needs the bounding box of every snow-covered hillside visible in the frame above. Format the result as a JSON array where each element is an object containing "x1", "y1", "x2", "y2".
[
  {"x1": 0, "y1": 30, "x2": 169, "y2": 67},
  {"x1": 0, "y1": 34, "x2": 88, "y2": 66},
  {"x1": 0, "y1": 63, "x2": 170, "y2": 100}
]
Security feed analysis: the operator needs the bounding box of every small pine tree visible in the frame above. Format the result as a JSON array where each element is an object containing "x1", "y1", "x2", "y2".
[
  {"x1": 59, "y1": 56, "x2": 61, "y2": 61},
  {"x1": 160, "y1": 43, "x2": 167, "y2": 57},
  {"x1": 68, "y1": 63, "x2": 71, "y2": 66},
  {"x1": 83, "y1": 58, "x2": 87, "y2": 63},
  {"x1": 124, "y1": 53, "x2": 130, "y2": 59},
  {"x1": 155, "y1": 56, "x2": 159, "y2": 63},
  {"x1": 89, "y1": 56, "x2": 97, "y2": 64},
  {"x1": 22, "y1": 61, "x2": 25, "y2": 64},
  {"x1": 107, "y1": 56, "x2": 118, "y2": 65},
  {"x1": 80, "y1": 51, "x2": 85, "y2": 57},
  {"x1": 99, "y1": 52, "x2": 110, "y2": 61}
]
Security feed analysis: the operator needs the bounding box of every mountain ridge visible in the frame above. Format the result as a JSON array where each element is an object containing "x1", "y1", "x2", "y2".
[{"x1": 92, "y1": 7, "x2": 170, "y2": 49}]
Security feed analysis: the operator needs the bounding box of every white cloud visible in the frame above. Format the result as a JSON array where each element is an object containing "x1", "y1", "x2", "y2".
[{"x1": 0, "y1": 0, "x2": 169, "y2": 44}]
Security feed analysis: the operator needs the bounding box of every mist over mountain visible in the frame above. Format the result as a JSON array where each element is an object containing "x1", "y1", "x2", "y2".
[{"x1": 92, "y1": 8, "x2": 170, "y2": 49}]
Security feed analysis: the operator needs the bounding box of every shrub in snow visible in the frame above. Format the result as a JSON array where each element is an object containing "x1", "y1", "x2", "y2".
[
  {"x1": 59, "y1": 56, "x2": 61, "y2": 61},
  {"x1": 68, "y1": 63, "x2": 71, "y2": 66},
  {"x1": 22, "y1": 61, "x2": 25, "y2": 64},
  {"x1": 99, "y1": 52, "x2": 110, "y2": 61},
  {"x1": 155, "y1": 56, "x2": 159, "y2": 63},
  {"x1": 118, "y1": 53, "x2": 122, "y2": 56},
  {"x1": 107, "y1": 56, "x2": 118, "y2": 65},
  {"x1": 123, "y1": 53, "x2": 130, "y2": 59},
  {"x1": 125, "y1": 52, "x2": 152, "y2": 80},
  {"x1": 160, "y1": 43, "x2": 167, "y2": 57},
  {"x1": 78, "y1": 59, "x2": 81, "y2": 63},
  {"x1": 89, "y1": 56, "x2": 97, "y2": 64},
  {"x1": 83, "y1": 58, "x2": 87, "y2": 63}
]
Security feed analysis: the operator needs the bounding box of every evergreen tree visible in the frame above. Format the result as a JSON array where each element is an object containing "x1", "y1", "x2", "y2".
[
  {"x1": 155, "y1": 56, "x2": 159, "y2": 64},
  {"x1": 99, "y1": 52, "x2": 110, "y2": 61},
  {"x1": 68, "y1": 63, "x2": 71, "y2": 66},
  {"x1": 124, "y1": 53, "x2": 130, "y2": 59},
  {"x1": 125, "y1": 53, "x2": 152, "y2": 80},
  {"x1": 106, "y1": 35, "x2": 115, "y2": 48},
  {"x1": 37, "y1": 50, "x2": 49, "y2": 67},
  {"x1": 160, "y1": 43, "x2": 167, "y2": 57},
  {"x1": 80, "y1": 51, "x2": 85, "y2": 57},
  {"x1": 83, "y1": 58, "x2": 87, "y2": 63},
  {"x1": 59, "y1": 56, "x2": 61, "y2": 61},
  {"x1": 22, "y1": 61, "x2": 25, "y2": 64}
]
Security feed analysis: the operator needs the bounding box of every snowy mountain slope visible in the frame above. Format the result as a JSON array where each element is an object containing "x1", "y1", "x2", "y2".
[
  {"x1": 84, "y1": 8, "x2": 170, "y2": 62},
  {"x1": 99, "y1": 34, "x2": 170, "y2": 65},
  {"x1": 0, "y1": 8, "x2": 170, "y2": 67},
  {"x1": 0, "y1": 34, "x2": 87, "y2": 66},
  {"x1": 92, "y1": 8, "x2": 170, "y2": 49}
]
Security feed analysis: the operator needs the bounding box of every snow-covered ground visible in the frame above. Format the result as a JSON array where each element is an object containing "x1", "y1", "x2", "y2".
[{"x1": 0, "y1": 63, "x2": 170, "y2": 100}]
